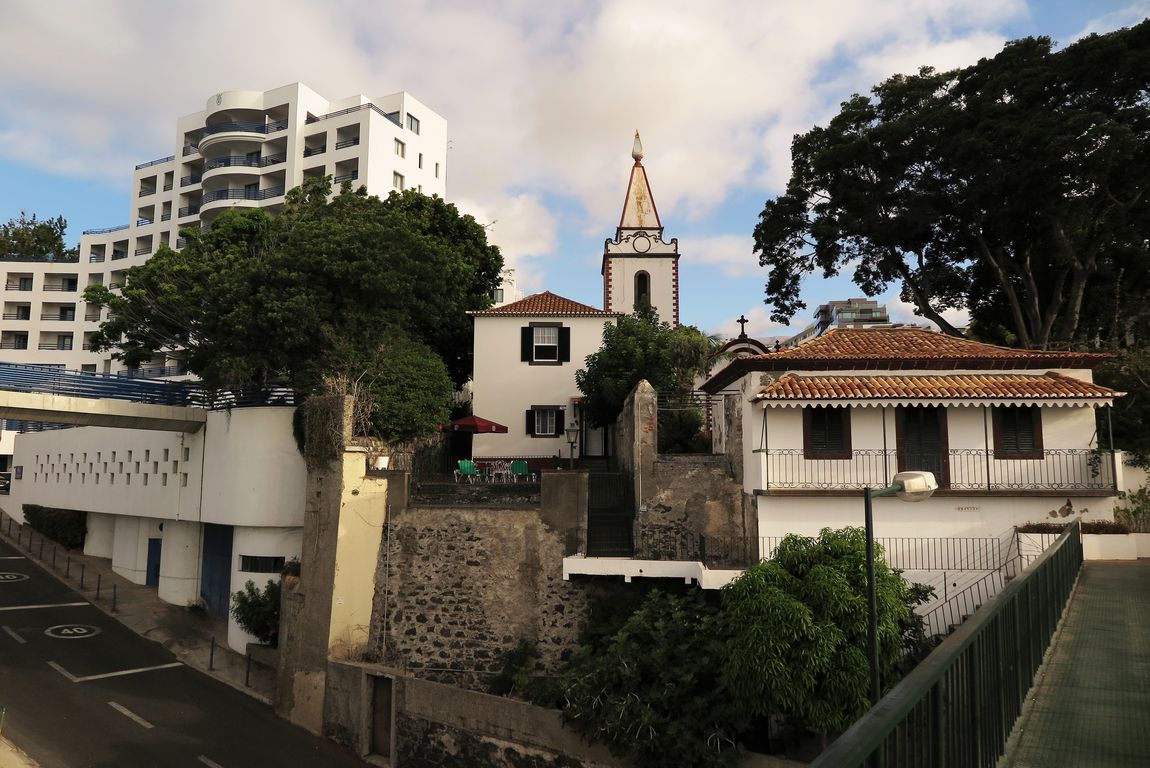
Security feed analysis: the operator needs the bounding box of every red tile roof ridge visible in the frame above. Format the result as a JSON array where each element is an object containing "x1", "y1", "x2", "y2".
[{"x1": 469, "y1": 291, "x2": 620, "y2": 317}]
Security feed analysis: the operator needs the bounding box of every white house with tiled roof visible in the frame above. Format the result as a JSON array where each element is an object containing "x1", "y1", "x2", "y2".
[
  {"x1": 701, "y1": 326, "x2": 1126, "y2": 541},
  {"x1": 469, "y1": 292, "x2": 620, "y2": 459},
  {"x1": 468, "y1": 133, "x2": 679, "y2": 462}
]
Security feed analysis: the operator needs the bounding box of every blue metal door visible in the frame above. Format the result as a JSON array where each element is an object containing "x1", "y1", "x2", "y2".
[
  {"x1": 145, "y1": 538, "x2": 161, "y2": 586},
  {"x1": 200, "y1": 523, "x2": 234, "y2": 618}
]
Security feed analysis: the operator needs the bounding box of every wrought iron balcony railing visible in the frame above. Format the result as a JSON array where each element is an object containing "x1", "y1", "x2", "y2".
[
  {"x1": 200, "y1": 119, "x2": 288, "y2": 137},
  {"x1": 758, "y1": 448, "x2": 1116, "y2": 493},
  {"x1": 201, "y1": 187, "x2": 284, "y2": 203}
]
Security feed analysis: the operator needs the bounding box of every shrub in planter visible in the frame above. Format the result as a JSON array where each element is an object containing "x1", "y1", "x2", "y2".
[
  {"x1": 22, "y1": 504, "x2": 86, "y2": 548},
  {"x1": 230, "y1": 579, "x2": 281, "y2": 646},
  {"x1": 1018, "y1": 520, "x2": 1130, "y2": 534}
]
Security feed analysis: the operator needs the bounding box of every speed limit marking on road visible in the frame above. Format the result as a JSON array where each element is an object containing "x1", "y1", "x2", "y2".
[
  {"x1": 44, "y1": 624, "x2": 102, "y2": 640},
  {"x1": 0, "y1": 572, "x2": 30, "y2": 582}
]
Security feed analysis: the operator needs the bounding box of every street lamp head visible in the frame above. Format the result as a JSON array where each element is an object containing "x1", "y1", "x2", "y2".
[
  {"x1": 565, "y1": 422, "x2": 580, "y2": 445},
  {"x1": 892, "y1": 471, "x2": 938, "y2": 502}
]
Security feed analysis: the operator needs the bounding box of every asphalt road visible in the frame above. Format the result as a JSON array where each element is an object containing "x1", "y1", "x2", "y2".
[{"x1": 0, "y1": 539, "x2": 365, "y2": 768}]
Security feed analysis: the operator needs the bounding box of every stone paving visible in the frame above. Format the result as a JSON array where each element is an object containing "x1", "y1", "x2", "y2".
[{"x1": 1000, "y1": 560, "x2": 1150, "y2": 768}]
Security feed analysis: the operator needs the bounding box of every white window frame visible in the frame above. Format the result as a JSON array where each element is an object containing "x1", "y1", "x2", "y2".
[
  {"x1": 393, "y1": 172, "x2": 405, "y2": 190},
  {"x1": 394, "y1": 139, "x2": 406, "y2": 158},
  {"x1": 534, "y1": 409, "x2": 558, "y2": 436},
  {"x1": 533, "y1": 325, "x2": 559, "y2": 361}
]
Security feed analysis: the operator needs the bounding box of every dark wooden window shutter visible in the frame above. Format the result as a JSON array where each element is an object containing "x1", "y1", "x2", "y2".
[
  {"x1": 558, "y1": 327, "x2": 571, "y2": 362},
  {"x1": 525, "y1": 410, "x2": 535, "y2": 435},
  {"x1": 521, "y1": 327, "x2": 533, "y2": 361}
]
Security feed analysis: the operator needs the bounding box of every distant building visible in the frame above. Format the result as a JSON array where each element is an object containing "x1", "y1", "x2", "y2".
[
  {"x1": 783, "y1": 298, "x2": 896, "y2": 347},
  {"x1": 1, "y1": 82, "x2": 447, "y2": 375}
]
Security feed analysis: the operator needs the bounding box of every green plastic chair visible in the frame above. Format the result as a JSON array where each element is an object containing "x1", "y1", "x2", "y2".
[
  {"x1": 509, "y1": 460, "x2": 535, "y2": 482},
  {"x1": 455, "y1": 459, "x2": 479, "y2": 484}
]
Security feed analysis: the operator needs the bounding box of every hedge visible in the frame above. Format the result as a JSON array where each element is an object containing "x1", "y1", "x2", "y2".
[{"x1": 22, "y1": 504, "x2": 87, "y2": 548}]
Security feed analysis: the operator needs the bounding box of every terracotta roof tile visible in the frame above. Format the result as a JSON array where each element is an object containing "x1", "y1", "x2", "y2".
[
  {"x1": 752, "y1": 372, "x2": 1121, "y2": 402},
  {"x1": 469, "y1": 291, "x2": 619, "y2": 317},
  {"x1": 745, "y1": 327, "x2": 1111, "y2": 363}
]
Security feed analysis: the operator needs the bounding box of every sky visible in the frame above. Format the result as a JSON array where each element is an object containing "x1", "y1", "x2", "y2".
[{"x1": 0, "y1": 0, "x2": 1146, "y2": 340}]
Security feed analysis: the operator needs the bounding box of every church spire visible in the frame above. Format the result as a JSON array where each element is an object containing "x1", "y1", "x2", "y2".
[{"x1": 618, "y1": 131, "x2": 661, "y2": 231}]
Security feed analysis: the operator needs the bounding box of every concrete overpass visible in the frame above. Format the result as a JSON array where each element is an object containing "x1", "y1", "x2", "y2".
[{"x1": 0, "y1": 389, "x2": 206, "y2": 432}]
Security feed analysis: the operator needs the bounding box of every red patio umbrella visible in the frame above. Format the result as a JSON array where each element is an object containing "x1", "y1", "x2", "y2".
[{"x1": 449, "y1": 415, "x2": 509, "y2": 433}]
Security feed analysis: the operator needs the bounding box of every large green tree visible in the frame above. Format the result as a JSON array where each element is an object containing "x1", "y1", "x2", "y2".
[
  {"x1": 85, "y1": 179, "x2": 503, "y2": 389},
  {"x1": 754, "y1": 21, "x2": 1150, "y2": 348},
  {"x1": 575, "y1": 307, "x2": 720, "y2": 429},
  {"x1": 1, "y1": 212, "x2": 77, "y2": 262}
]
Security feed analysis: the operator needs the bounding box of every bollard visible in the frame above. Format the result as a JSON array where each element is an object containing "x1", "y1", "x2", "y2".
[
  {"x1": 96, "y1": 574, "x2": 102, "y2": 600},
  {"x1": 209, "y1": 636, "x2": 216, "y2": 671},
  {"x1": 38, "y1": 537, "x2": 44, "y2": 559},
  {"x1": 66, "y1": 556, "x2": 71, "y2": 578},
  {"x1": 112, "y1": 584, "x2": 118, "y2": 613},
  {"x1": 80, "y1": 563, "x2": 85, "y2": 589},
  {"x1": 52, "y1": 546, "x2": 57, "y2": 569},
  {"x1": 245, "y1": 653, "x2": 252, "y2": 687}
]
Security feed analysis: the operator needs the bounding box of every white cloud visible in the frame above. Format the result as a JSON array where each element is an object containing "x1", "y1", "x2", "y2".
[
  {"x1": 689, "y1": 234, "x2": 759, "y2": 278},
  {"x1": 454, "y1": 193, "x2": 558, "y2": 294},
  {"x1": 711, "y1": 305, "x2": 796, "y2": 340},
  {"x1": 888, "y1": 297, "x2": 971, "y2": 330},
  {"x1": 1069, "y1": 2, "x2": 1150, "y2": 41}
]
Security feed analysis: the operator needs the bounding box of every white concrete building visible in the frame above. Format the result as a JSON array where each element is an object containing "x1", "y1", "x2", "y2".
[
  {"x1": 7, "y1": 406, "x2": 304, "y2": 651},
  {"x1": 702, "y1": 326, "x2": 1126, "y2": 542},
  {"x1": 1, "y1": 82, "x2": 447, "y2": 376}
]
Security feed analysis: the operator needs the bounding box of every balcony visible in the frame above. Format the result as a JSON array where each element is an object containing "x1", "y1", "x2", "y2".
[
  {"x1": 4, "y1": 283, "x2": 32, "y2": 292},
  {"x1": 111, "y1": 251, "x2": 128, "y2": 260},
  {"x1": 134, "y1": 247, "x2": 152, "y2": 257},
  {"x1": 333, "y1": 171, "x2": 359, "y2": 184},
  {"x1": 82, "y1": 224, "x2": 129, "y2": 235},
  {"x1": 84, "y1": 312, "x2": 101, "y2": 322},
  {"x1": 203, "y1": 153, "x2": 286, "y2": 171},
  {"x1": 89, "y1": 254, "x2": 105, "y2": 263},
  {"x1": 334, "y1": 136, "x2": 360, "y2": 150},
  {"x1": 757, "y1": 448, "x2": 1117, "y2": 495},
  {"x1": 201, "y1": 186, "x2": 284, "y2": 204},
  {"x1": 40, "y1": 313, "x2": 76, "y2": 321},
  {"x1": 178, "y1": 205, "x2": 200, "y2": 218},
  {"x1": 180, "y1": 174, "x2": 203, "y2": 187},
  {"x1": 42, "y1": 284, "x2": 78, "y2": 292},
  {"x1": 302, "y1": 144, "x2": 326, "y2": 157},
  {"x1": 2, "y1": 313, "x2": 29, "y2": 321},
  {"x1": 135, "y1": 155, "x2": 175, "y2": 170},
  {"x1": 0, "y1": 341, "x2": 28, "y2": 350},
  {"x1": 183, "y1": 144, "x2": 199, "y2": 156},
  {"x1": 38, "y1": 342, "x2": 74, "y2": 351},
  {"x1": 198, "y1": 119, "x2": 289, "y2": 152}
]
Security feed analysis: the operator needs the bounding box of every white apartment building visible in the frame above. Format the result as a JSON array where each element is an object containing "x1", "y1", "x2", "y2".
[
  {"x1": 1, "y1": 82, "x2": 447, "y2": 375},
  {"x1": 1, "y1": 82, "x2": 448, "y2": 649}
]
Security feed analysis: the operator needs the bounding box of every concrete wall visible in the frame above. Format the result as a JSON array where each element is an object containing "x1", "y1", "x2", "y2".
[
  {"x1": 111, "y1": 515, "x2": 162, "y2": 584},
  {"x1": 613, "y1": 380, "x2": 656, "y2": 509},
  {"x1": 84, "y1": 511, "x2": 115, "y2": 558},
  {"x1": 227, "y1": 525, "x2": 303, "y2": 650}
]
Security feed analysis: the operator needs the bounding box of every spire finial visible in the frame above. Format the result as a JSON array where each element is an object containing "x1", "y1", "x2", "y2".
[{"x1": 632, "y1": 131, "x2": 644, "y2": 163}]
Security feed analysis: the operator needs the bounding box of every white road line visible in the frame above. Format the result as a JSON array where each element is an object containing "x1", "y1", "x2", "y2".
[
  {"x1": 1, "y1": 625, "x2": 26, "y2": 644},
  {"x1": 47, "y1": 661, "x2": 78, "y2": 682},
  {"x1": 108, "y1": 701, "x2": 154, "y2": 729},
  {"x1": 55, "y1": 661, "x2": 183, "y2": 683},
  {"x1": 0, "y1": 556, "x2": 25, "y2": 560},
  {"x1": 0, "y1": 602, "x2": 89, "y2": 612},
  {"x1": 197, "y1": 756, "x2": 225, "y2": 768}
]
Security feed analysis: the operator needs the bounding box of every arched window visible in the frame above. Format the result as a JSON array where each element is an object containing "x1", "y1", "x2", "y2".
[{"x1": 634, "y1": 271, "x2": 651, "y2": 310}]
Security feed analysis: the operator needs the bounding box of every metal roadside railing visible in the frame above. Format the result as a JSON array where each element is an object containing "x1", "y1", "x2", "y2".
[{"x1": 809, "y1": 519, "x2": 1083, "y2": 768}]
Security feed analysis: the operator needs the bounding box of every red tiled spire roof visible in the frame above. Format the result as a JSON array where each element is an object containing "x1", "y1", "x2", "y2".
[
  {"x1": 751, "y1": 372, "x2": 1122, "y2": 402},
  {"x1": 469, "y1": 291, "x2": 619, "y2": 317}
]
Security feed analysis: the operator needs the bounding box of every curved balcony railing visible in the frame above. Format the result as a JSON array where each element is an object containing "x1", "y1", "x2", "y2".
[
  {"x1": 758, "y1": 448, "x2": 1116, "y2": 493},
  {"x1": 201, "y1": 187, "x2": 284, "y2": 204},
  {"x1": 203, "y1": 153, "x2": 286, "y2": 171},
  {"x1": 200, "y1": 118, "x2": 288, "y2": 137}
]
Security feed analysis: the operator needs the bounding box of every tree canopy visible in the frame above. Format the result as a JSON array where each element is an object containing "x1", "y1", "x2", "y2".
[
  {"x1": 558, "y1": 528, "x2": 933, "y2": 767},
  {"x1": 85, "y1": 180, "x2": 503, "y2": 390},
  {"x1": 575, "y1": 307, "x2": 720, "y2": 428},
  {"x1": 1, "y1": 212, "x2": 77, "y2": 262},
  {"x1": 754, "y1": 21, "x2": 1149, "y2": 349}
]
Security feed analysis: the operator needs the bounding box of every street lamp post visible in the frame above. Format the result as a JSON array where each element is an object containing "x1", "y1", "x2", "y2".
[
  {"x1": 564, "y1": 421, "x2": 580, "y2": 470},
  {"x1": 863, "y1": 471, "x2": 938, "y2": 707}
]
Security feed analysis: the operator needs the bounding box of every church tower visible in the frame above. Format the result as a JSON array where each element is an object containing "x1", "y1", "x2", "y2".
[{"x1": 602, "y1": 132, "x2": 680, "y2": 327}]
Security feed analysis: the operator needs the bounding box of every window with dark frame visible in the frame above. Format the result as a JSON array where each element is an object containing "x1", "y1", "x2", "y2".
[
  {"x1": 993, "y1": 405, "x2": 1043, "y2": 459},
  {"x1": 520, "y1": 323, "x2": 571, "y2": 364},
  {"x1": 240, "y1": 555, "x2": 286, "y2": 573},
  {"x1": 525, "y1": 406, "x2": 564, "y2": 437},
  {"x1": 803, "y1": 406, "x2": 852, "y2": 459}
]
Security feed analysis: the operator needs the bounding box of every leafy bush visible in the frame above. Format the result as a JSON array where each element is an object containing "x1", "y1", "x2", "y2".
[
  {"x1": 1018, "y1": 520, "x2": 1131, "y2": 534},
  {"x1": 22, "y1": 504, "x2": 86, "y2": 548},
  {"x1": 1114, "y1": 484, "x2": 1150, "y2": 530},
  {"x1": 230, "y1": 579, "x2": 282, "y2": 646}
]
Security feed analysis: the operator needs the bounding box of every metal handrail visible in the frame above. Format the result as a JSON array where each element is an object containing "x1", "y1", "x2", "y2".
[
  {"x1": 302, "y1": 145, "x2": 326, "y2": 157},
  {"x1": 135, "y1": 155, "x2": 174, "y2": 170},
  {"x1": 178, "y1": 206, "x2": 200, "y2": 218},
  {"x1": 82, "y1": 224, "x2": 129, "y2": 235},
  {"x1": 201, "y1": 187, "x2": 284, "y2": 203},
  {"x1": 759, "y1": 448, "x2": 1116, "y2": 492},
  {"x1": 304, "y1": 102, "x2": 401, "y2": 128},
  {"x1": 40, "y1": 314, "x2": 76, "y2": 321},
  {"x1": 182, "y1": 144, "x2": 198, "y2": 156},
  {"x1": 333, "y1": 171, "x2": 359, "y2": 184},
  {"x1": 1, "y1": 314, "x2": 29, "y2": 320},
  {"x1": 180, "y1": 174, "x2": 202, "y2": 187},
  {"x1": 203, "y1": 153, "x2": 286, "y2": 171},
  {"x1": 200, "y1": 119, "x2": 288, "y2": 137},
  {"x1": 810, "y1": 520, "x2": 1082, "y2": 767},
  {"x1": 334, "y1": 136, "x2": 360, "y2": 150}
]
